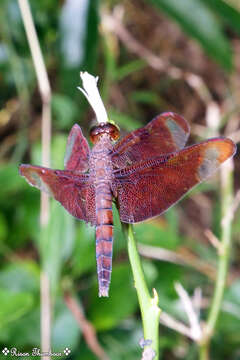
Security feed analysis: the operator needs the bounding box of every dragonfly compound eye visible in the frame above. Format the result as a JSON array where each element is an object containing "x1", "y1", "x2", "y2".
[{"x1": 90, "y1": 123, "x2": 120, "y2": 144}]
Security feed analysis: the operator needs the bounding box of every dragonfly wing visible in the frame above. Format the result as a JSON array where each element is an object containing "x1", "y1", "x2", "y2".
[
  {"x1": 64, "y1": 124, "x2": 90, "y2": 171},
  {"x1": 113, "y1": 138, "x2": 236, "y2": 223},
  {"x1": 19, "y1": 164, "x2": 96, "y2": 225},
  {"x1": 111, "y1": 112, "x2": 190, "y2": 168}
]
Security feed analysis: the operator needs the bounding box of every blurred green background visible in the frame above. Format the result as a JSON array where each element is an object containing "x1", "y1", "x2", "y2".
[{"x1": 0, "y1": 0, "x2": 239, "y2": 359}]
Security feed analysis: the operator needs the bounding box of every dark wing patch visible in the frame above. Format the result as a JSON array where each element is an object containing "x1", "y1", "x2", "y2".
[
  {"x1": 64, "y1": 124, "x2": 90, "y2": 172},
  {"x1": 111, "y1": 112, "x2": 190, "y2": 169},
  {"x1": 19, "y1": 164, "x2": 96, "y2": 225},
  {"x1": 112, "y1": 138, "x2": 236, "y2": 223}
]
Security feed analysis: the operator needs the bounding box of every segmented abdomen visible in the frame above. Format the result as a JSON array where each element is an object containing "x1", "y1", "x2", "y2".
[{"x1": 95, "y1": 183, "x2": 113, "y2": 297}]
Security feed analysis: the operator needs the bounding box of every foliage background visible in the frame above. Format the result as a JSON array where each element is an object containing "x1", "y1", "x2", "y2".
[{"x1": 0, "y1": 0, "x2": 239, "y2": 359}]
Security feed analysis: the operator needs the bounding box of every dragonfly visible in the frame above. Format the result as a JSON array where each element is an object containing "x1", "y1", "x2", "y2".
[{"x1": 19, "y1": 112, "x2": 236, "y2": 297}]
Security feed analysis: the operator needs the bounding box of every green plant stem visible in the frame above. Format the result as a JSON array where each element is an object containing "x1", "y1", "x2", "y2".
[
  {"x1": 199, "y1": 343, "x2": 209, "y2": 360},
  {"x1": 123, "y1": 223, "x2": 161, "y2": 359},
  {"x1": 199, "y1": 159, "x2": 234, "y2": 359}
]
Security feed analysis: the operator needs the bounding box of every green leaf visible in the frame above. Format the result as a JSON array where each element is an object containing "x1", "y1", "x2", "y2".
[
  {"x1": 148, "y1": 0, "x2": 232, "y2": 70},
  {"x1": 52, "y1": 297, "x2": 80, "y2": 352},
  {"x1": 100, "y1": 324, "x2": 143, "y2": 360},
  {"x1": 0, "y1": 164, "x2": 25, "y2": 194},
  {"x1": 0, "y1": 288, "x2": 34, "y2": 328},
  {"x1": 155, "y1": 263, "x2": 183, "y2": 306},
  {"x1": 40, "y1": 201, "x2": 75, "y2": 298},
  {"x1": 112, "y1": 203, "x2": 128, "y2": 254},
  {"x1": 52, "y1": 94, "x2": 79, "y2": 131},
  {"x1": 0, "y1": 295, "x2": 80, "y2": 350},
  {"x1": 59, "y1": 0, "x2": 99, "y2": 98},
  {"x1": 81, "y1": 0, "x2": 99, "y2": 73},
  {"x1": 217, "y1": 280, "x2": 240, "y2": 337},
  {"x1": 224, "y1": 280, "x2": 240, "y2": 306},
  {"x1": 115, "y1": 59, "x2": 147, "y2": 81},
  {"x1": 0, "y1": 306, "x2": 41, "y2": 346},
  {"x1": 201, "y1": 0, "x2": 240, "y2": 35},
  {"x1": 31, "y1": 134, "x2": 67, "y2": 169},
  {"x1": 131, "y1": 90, "x2": 160, "y2": 106},
  {"x1": 88, "y1": 264, "x2": 138, "y2": 330},
  {"x1": 134, "y1": 219, "x2": 180, "y2": 250},
  {"x1": 0, "y1": 212, "x2": 8, "y2": 242},
  {"x1": 51, "y1": 134, "x2": 68, "y2": 169},
  {"x1": 2, "y1": 183, "x2": 39, "y2": 249},
  {"x1": 0, "y1": 261, "x2": 40, "y2": 293},
  {"x1": 108, "y1": 109, "x2": 142, "y2": 131},
  {"x1": 71, "y1": 223, "x2": 96, "y2": 277}
]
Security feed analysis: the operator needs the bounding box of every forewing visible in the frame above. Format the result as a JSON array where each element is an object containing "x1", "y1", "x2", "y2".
[
  {"x1": 111, "y1": 112, "x2": 190, "y2": 168},
  {"x1": 113, "y1": 138, "x2": 236, "y2": 223},
  {"x1": 64, "y1": 124, "x2": 90, "y2": 171},
  {"x1": 19, "y1": 164, "x2": 96, "y2": 225}
]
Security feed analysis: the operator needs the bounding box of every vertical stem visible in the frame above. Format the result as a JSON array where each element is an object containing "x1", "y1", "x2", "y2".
[
  {"x1": 18, "y1": 1, "x2": 52, "y2": 358},
  {"x1": 199, "y1": 158, "x2": 234, "y2": 359},
  {"x1": 40, "y1": 99, "x2": 51, "y2": 226},
  {"x1": 124, "y1": 224, "x2": 161, "y2": 359},
  {"x1": 40, "y1": 272, "x2": 51, "y2": 356}
]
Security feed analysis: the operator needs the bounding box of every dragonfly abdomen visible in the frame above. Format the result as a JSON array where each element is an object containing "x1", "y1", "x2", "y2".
[{"x1": 95, "y1": 183, "x2": 113, "y2": 297}]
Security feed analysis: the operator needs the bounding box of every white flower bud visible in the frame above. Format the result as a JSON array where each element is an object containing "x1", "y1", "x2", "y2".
[{"x1": 78, "y1": 71, "x2": 108, "y2": 124}]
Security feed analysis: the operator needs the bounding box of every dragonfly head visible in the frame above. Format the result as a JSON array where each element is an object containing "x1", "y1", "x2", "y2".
[{"x1": 90, "y1": 123, "x2": 120, "y2": 144}]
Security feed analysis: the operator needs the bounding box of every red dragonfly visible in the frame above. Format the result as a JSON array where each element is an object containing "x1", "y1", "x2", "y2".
[{"x1": 19, "y1": 112, "x2": 236, "y2": 297}]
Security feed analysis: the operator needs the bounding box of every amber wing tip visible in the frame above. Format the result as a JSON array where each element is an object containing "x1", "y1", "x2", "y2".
[
  {"x1": 222, "y1": 136, "x2": 237, "y2": 152},
  {"x1": 220, "y1": 137, "x2": 237, "y2": 162},
  {"x1": 229, "y1": 139, "x2": 237, "y2": 157}
]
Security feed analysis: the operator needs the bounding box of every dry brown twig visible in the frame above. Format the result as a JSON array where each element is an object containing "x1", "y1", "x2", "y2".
[
  {"x1": 192, "y1": 287, "x2": 202, "y2": 320},
  {"x1": 102, "y1": 6, "x2": 213, "y2": 106},
  {"x1": 159, "y1": 284, "x2": 203, "y2": 342},
  {"x1": 138, "y1": 244, "x2": 217, "y2": 280},
  {"x1": 222, "y1": 188, "x2": 240, "y2": 227},
  {"x1": 102, "y1": 6, "x2": 240, "y2": 145},
  {"x1": 160, "y1": 312, "x2": 196, "y2": 340},
  {"x1": 175, "y1": 283, "x2": 202, "y2": 341},
  {"x1": 205, "y1": 229, "x2": 223, "y2": 254},
  {"x1": 64, "y1": 292, "x2": 109, "y2": 360}
]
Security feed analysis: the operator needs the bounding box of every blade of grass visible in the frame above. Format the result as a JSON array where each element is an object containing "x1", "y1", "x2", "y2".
[{"x1": 148, "y1": 0, "x2": 232, "y2": 70}]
